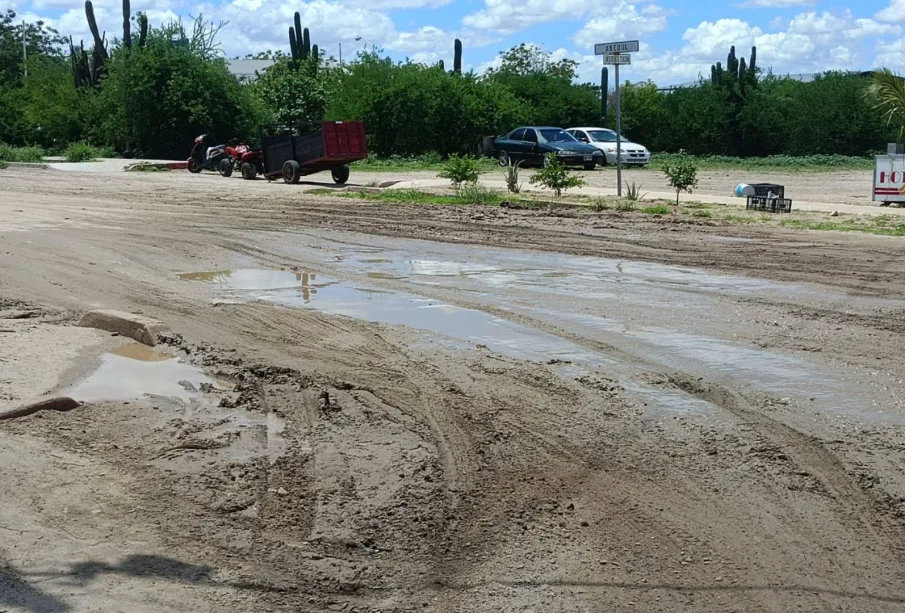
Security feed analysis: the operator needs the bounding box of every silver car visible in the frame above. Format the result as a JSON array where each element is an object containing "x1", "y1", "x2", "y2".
[{"x1": 566, "y1": 127, "x2": 651, "y2": 166}]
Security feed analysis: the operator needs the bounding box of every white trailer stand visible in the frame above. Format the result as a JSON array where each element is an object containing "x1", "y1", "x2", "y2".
[{"x1": 873, "y1": 153, "x2": 905, "y2": 206}]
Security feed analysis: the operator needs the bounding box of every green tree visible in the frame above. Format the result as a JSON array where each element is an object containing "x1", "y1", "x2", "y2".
[
  {"x1": 0, "y1": 9, "x2": 67, "y2": 87},
  {"x1": 871, "y1": 68, "x2": 905, "y2": 140},
  {"x1": 662, "y1": 152, "x2": 699, "y2": 205},
  {"x1": 93, "y1": 21, "x2": 266, "y2": 157},
  {"x1": 620, "y1": 81, "x2": 667, "y2": 150},
  {"x1": 485, "y1": 44, "x2": 599, "y2": 128},
  {"x1": 253, "y1": 59, "x2": 325, "y2": 126},
  {"x1": 530, "y1": 153, "x2": 585, "y2": 197}
]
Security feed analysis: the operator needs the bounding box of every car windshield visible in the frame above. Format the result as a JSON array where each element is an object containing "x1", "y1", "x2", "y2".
[
  {"x1": 587, "y1": 130, "x2": 623, "y2": 142},
  {"x1": 539, "y1": 129, "x2": 576, "y2": 143}
]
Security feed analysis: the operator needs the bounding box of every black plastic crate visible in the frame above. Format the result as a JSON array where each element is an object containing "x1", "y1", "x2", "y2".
[
  {"x1": 751, "y1": 183, "x2": 784, "y2": 199},
  {"x1": 746, "y1": 196, "x2": 793, "y2": 213}
]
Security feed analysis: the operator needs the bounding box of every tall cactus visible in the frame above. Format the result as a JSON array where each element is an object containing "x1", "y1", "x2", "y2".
[
  {"x1": 84, "y1": 1, "x2": 108, "y2": 62},
  {"x1": 122, "y1": 0, "x2": 131, "y2": 48},
  {"x1": 437, "y1": 59, "x2": 444, "y2": 71},
  {"x1": 453, "y1": 38, "x2": 462, "y2": 74},
  {"x1": 137, "y1": 12, "x2": 147, "y2": 48},
  {"x1": 293, "y1": 12, "x2": 302, "y2": 58},
  {"x1": 711, "y1": 46, "x2": 757, "y2": 88},
  {"x1": 302, "y1": 27, "x2": 310, "y2": 59},
  {"x1": 289, "y1": 26, "x2": 299, "y2": 64},
  {"x1": 311, "y1": 44, "x2": 319, "y2": 75}
]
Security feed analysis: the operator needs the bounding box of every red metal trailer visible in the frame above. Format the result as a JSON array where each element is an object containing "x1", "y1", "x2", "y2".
[{"x1": 258, "y1": 121, "x2": 367, "y2": 184}]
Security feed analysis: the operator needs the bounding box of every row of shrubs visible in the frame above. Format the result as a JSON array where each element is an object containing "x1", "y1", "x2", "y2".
[{"x1": 0, "y1": 142, "x2": 116, "y2": 163}]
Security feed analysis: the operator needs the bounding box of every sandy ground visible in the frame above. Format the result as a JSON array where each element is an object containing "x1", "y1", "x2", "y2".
[{"x1": 2, "y1": 166, "x2": 905, "y2": 612}]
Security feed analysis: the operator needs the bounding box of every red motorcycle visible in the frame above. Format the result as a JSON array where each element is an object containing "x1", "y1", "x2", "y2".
[{"x1": 225, "y1": 140, "x2": 264, "y2": 180}]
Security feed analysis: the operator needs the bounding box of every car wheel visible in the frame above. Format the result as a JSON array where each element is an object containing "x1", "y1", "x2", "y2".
[
  {"x1": 498, "y1": 151, "x2": 510, "y2": 167},
  {"x1": 542, "y1": 155, "x2": 552, "y2": 169}
]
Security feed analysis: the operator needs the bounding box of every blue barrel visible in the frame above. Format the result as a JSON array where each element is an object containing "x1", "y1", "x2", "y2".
[{"x1": 735, "y1": 183, "x2": 755, "y2": 197}]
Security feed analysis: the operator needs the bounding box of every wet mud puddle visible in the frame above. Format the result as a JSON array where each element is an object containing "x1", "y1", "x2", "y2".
[
  {"x1": 178, "y1": 267, "x2": 720, "y2": 417},
  {"x1": 66, "y1": 342, "x2": 215, "y2": 403},
  {"x1": 65, "y1": 342, "x2": 286, "y2": 462}
]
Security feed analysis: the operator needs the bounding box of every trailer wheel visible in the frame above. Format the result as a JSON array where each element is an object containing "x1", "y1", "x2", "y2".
[
  {"x1": 187, "y1": 159, "x2": 201, "y2": 173},
  {"x1": 331, "y1": 165, "x2": 350, "y2": 185},
  {"x1": 218, "y1": 158, "x2": 234, "y2": 177},
  {"x1": 241, "y1": 162, "x2": 257, "y2": 180},
  {"x1": 282, "y1": 160, "x2": 301, "y2": 184}
]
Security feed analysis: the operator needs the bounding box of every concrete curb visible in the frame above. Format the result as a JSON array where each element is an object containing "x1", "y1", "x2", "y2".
[
  {"x1": 2, "y1": 162, "x2": 51, "y2": 170},
  {"x1": 79, "y1": 310, "x2": 170, "y2": 346}
]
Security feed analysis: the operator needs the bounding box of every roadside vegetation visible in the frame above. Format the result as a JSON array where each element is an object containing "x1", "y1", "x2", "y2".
[
  {"x1": 0, "y1": 9, "x2": 900, "y2": 165},
  {"x1": 310, "y1": 184, "x2": 905, "y2": 238}
]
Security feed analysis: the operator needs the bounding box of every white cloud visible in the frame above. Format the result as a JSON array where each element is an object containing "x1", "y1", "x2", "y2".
[
  {"x1": 736, "y1": 0, "x2": 815, "y2": 7},
  {"x1": 680, "y1": 19, "x2": 762, "y2": 60},
  {"x1": 572, "y1": 2, "x2": 669, "y2": 49},
  {"x1": 874, "y1": 38, "x2": 905, "y2": 68},
  {"x1": 344, "y1": 0, "x2": 450, "y2": 7},
  {"x1": 788, "y1": 11, "x2": 900, "y2": 40},
  {"x1": 877, "y1": 0, "x2": 905, "y2": 22},
  {"x1": 462, "y1": 0, "x2": 584, "y2": 35},
  {"x1": 185, "y1": 0, "x2": 396, "y2": 57}
]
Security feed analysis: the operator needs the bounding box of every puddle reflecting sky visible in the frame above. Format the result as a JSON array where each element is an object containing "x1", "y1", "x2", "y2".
[{"x1": 67, "y1": 344, "x2": 215, "y2": 403}]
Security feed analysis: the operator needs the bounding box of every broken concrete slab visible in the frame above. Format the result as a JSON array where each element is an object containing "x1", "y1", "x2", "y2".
[{"x1": 79, "y1": 310, "x2": 169, "y2": 346}]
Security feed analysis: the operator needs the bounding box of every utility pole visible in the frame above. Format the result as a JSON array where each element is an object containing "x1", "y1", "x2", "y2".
[
  {"x1": 339, "y1": 42, "x2": 343, "y2": 68},
  {"x1": 22, "y1": 28, "x2": 27, "y2": 77}
]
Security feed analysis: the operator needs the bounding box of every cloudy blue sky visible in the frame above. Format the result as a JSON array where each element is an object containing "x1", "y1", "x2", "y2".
[{"x1": 12, "y1": 0, "x2": 905, "y2": 85}]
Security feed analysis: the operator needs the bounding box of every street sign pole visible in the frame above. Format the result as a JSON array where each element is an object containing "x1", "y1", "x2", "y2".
[
  {"x1": 615, "y1": 63, "x2": 621, "y2": 197},
  {"x1": 596, "y1": 40, "x2": 637, "y2": 198}
]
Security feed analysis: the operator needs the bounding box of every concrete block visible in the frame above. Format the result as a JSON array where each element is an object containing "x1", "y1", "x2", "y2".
[{"x1": 79, "y1": 310, "x2": 169, "y2": 346}]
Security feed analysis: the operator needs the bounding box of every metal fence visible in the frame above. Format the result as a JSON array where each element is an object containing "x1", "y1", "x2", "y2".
[{"x1": 655, "y1": 71, "x2": 872, "y2": 92}]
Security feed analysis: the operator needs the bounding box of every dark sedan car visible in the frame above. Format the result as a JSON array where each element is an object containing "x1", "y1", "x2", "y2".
[{"x1": 494, "y1": 126, "x2": 602, "y2": 169}]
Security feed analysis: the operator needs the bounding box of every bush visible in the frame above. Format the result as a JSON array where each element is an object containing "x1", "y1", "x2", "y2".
[
  {"x1": 662, "y1": 152, "x2": 699, "y2": 205},
  {"x1": 642, "y1": 205, "x2": 670, "y2": 215},
  {"x1": 529, "y1": 154, "x2": 585, "y2": 197},
  {"x1": 439, "y1": 154, "x2": 481, "y2": 190},
  {"x1": 503, "y1": 159, "x2": 522, "y2": 193},
  {"x1": 63, "y1": 141, "x2": 95, "y2": 162},
  {"x1": 624, "y1": 181, "x2": 647, "y2": 201},
  {"x1": 94, "y1": 28, "x2": 267, "y2": 158},
  {"x1": 0, "y1": 143, "x2": 45, "y2": 162},
  {"x1": 458, "y1": 182, "x2": 498, "y2": 205}
]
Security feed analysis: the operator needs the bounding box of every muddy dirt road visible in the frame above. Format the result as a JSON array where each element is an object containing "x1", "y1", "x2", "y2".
[{"x1": 2, "y1": 167, "x2": 905, "y2": 612}]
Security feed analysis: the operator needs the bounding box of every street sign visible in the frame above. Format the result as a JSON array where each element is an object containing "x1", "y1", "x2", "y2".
[
  {"x1": 595, "y1": 40, "x2": 639, "y2": 55},
  {"x1": 603, "y1": 53, "x2": 631, "y2": 65},
  {"x1": 595, "y1": 40, "x2": 640, "y2": 197}
]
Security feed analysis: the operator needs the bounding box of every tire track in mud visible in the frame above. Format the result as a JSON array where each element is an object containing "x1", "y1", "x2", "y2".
[
  {"x1": 152, "y1": 225, "x2": 905, "y2": 563},
  {"x1": 668, "y1": 373, "x2": 905, "y2": 558}
]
